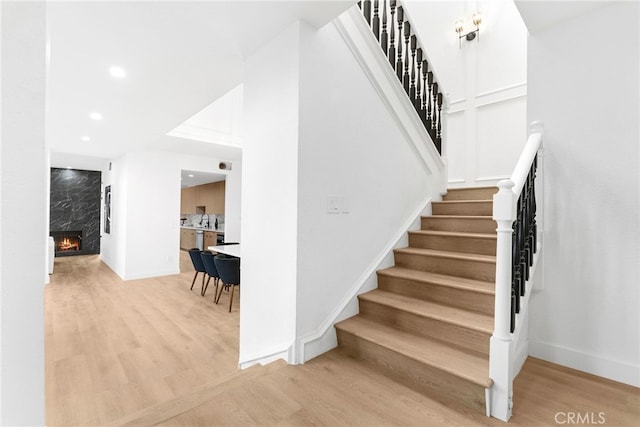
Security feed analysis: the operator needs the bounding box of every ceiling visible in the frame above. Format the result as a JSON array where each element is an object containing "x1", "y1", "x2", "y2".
[
  {"x1": 46, "y1": 0, "x2": 354, "y2": 171},
  {"x1": 514, "y1": 0, "x2": 613, "y2": 33},
  {"x1": 181, "y1": 169, "x2": 226, "y2": 188}
]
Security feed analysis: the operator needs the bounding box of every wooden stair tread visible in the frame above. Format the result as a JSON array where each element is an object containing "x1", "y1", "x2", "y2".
[
  {"x1": 378, "y1": 267, "x2": 495, "y2": 295},
  {"x1": 442, "y1": 187, "x2": 498, "y2": 202},
  {"x1": 447, "y1": 186, "x2": 496, "y2": 190},
  {"x1": 425, "y1": 215, "x2": 493, "y2": 219},
  {"x1": 335, "y1": 316, "x2": 492, "y2": 388},
  {"x1": 360, "y1": 290, "x2": 493, "y2": 333},
  {"x1": 433, "y1": 200, "x2": 492, "y2": 204},
  {"x1": 409, "y1": 229, "x2": 497, "y2": 240},
  {"x1": 394, "y1": 247, "x2": 496, "y2": 264}
]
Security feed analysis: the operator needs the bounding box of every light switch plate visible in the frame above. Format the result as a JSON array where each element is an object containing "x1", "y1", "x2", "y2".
[{"x1": 327, "y1": 196, "x2": 342, "y2": 214}]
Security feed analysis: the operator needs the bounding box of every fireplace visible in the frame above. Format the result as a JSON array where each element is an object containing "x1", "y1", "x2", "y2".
[{"x1": 50, "y1": 231, "x2": 82, "y2": 256}]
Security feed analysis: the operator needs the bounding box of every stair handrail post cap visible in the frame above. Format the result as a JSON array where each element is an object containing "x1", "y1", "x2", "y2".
[
  {"x1": 442, "y1": 91, "x2": 451, "y2": 111},
  {"x1": 493, "y1": 179, "x2": 516, "y2": 222},
  {"x1": 529, "y1": 120, "x2": 544, "y2": 135}
]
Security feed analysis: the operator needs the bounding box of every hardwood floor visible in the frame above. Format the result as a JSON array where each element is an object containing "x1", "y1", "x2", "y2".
[
  {"x1": 46, "y1": 252, "x2": 241, "y2": 426},
  {"x1": 46, "y1": 253, "x2": 639, "y2": 426}
]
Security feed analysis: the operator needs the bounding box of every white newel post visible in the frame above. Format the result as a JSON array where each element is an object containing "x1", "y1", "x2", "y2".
[
  {"x1": 490, "y1": 179, "x2": 516, "y2": 421},
  {"x1": 440, "y1": 92, "x2": 450, "y2": 195}
]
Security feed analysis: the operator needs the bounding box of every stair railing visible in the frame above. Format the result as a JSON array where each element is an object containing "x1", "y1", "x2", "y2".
[
  {"x1": 489, "y1": 121, "x2": 544, "y2": 421},
  {"x1": 357, "y1": 0, "x2": 445, "y2": 154}
]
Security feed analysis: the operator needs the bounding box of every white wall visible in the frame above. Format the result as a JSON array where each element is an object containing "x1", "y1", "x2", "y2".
[
  {"x1": 0, "y1": 2, "x2": 46, "y2": 424},
  {"x1": 101, "y1": 151, "x2": 180, "y2": 280},
  {"x1": 101, "y1": 159, "x2": 127, "y2": 276},
  {"x1": 527, "y1": 1, "x2": 639, "y2": 387},
  {"x1": 405, "y1": 0, "x2": 528, "y2": 187},
  {"x1": 240, "y1": 22, "x2": 301, "y2": 365},
  {"x1": 122, "y1": 151, "x2": 181, "y2": 279},
  {"x1": 295, "y1": 19, "x2": 435, "y2": 353},
  {"x1": 224, "y1": 159, "x2": 242, "y2": 242},
  {"x1": 239, "y1": 16, "x2": 444, "y2": 366}
]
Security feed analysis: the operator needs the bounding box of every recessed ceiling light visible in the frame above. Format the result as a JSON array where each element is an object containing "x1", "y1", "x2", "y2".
[
  {"x1": 109, "y1": 66, "x2": 126, "y2": 79},
  {"x1": 188, "y1": 174, "x2": 194, "y2": 178},
  {"x1": 81, "y1": 136, "x2": 90, "y2": 142},
  {"x1": 90, "y1": 112, "x2": 103, "y2": 121}
]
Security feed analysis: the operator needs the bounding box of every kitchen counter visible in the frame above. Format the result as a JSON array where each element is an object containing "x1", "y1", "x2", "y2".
[{"x1": 180, "y1": 226, "x2": 224, "y2": 234}]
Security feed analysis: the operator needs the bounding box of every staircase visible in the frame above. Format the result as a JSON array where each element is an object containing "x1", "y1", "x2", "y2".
[{"x1": 335, "y1": 186, "x2": 499, "y2": 414}]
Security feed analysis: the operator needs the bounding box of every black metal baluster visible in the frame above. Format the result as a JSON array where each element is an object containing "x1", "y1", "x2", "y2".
[
  {"x1": 522, "y1": 194, "x2": 528, "y2": 292},
  {"x1": 517, "y1": 196, "x2": 526, "y2": 297},
  {"x1": 512, "y1": 224, "x2": 520, "y2": 315},
  {"x1": 363, "y1": 0, "x2": 371, "y2": 25},
  {"x1": 531, "y1": 155, "x2": 538, "y2": 254},
  {"x1": 403, "y1": 22, "x2": 411, "y2": 93},
  {"x1": 372, "y1": 0, "x2": 380, "y2": 40},
  {"x1": 431, "y1": 82, "x2": 438, "y2": 135},
  {"x1": 510, "y1": 288, "x2": 516, "y2": 333},
  {"x1": 415, "y1": 48, "x2": 423, "y2": 114},
  {"x1": 427, "y1": 71, "x2": 433, "y2": 129},
  {"x1": 421, "y1": 60, "x2": 428, "y2": 123},
  {"x1": 388, "y1": 0, "x2": 396, "y2": 68},
  {"x1": 529, "y1": 164, "x2": 537, "y2": 263},
  {"x1": 409, "y1": 35, "x2": 417, "y2": 101},
  {"x1": 515, "y1": 197, "x2": 521, "y2": 299},
  {"x1": 380, "y1": 0, "x2": 388, "y2": 54},
  {"x1": 520, "y1": 193, "x2": 526, "y2": 282},
  {"x1": 525, "y1": 172, "x2": 533, "y2": 269},
  {"x1": 396, "y1": 6, "x2": 404, "y2": 81},
  {"x1": 436, "y1": 92, "x2": 443, "y2": 152}
]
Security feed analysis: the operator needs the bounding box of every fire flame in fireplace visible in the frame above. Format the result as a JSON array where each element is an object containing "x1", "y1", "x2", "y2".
[{"x1": 59, "y1": 237, "x2": 79, "y2": 251}]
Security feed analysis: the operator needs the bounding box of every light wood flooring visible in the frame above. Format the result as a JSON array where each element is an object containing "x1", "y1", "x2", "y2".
[{"x1": 46, "y1": 253, "x2": 639, "y2": 426}]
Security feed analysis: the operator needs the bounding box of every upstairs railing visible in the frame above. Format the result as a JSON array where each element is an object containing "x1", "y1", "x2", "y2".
[
  {"x1": 490, "y1": 121, "x2": 544, "y2": 421},
  {"x1": 357, "y1": 0, "x2": 444, "y2": 154}
]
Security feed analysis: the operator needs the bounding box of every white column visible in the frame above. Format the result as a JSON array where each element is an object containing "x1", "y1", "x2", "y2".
[
  {"x1": 0, "y1": 2, "x2": 47, "y2": 424},
  {"x1": 239, "y1": 21, "x2": 301, "y2": 367},
  {"x1": 489, "y1": 179, "x2": 515, "y2": 421}
]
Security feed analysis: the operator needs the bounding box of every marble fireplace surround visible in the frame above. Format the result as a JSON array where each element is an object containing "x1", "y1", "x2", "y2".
[{"x1": 50, "y1": 168, "x2": 101, "y2": 257}]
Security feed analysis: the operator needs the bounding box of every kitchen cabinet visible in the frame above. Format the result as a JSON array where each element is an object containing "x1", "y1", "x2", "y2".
[
  {"x1": 181, "y1": 181, "x2": 225, "y2": 215},
  {"x1": 211, "y1": 181, "x2": 225, "y2": 214},
  {"x1": 180, "y1": 228, "x2": 196, "y2": 250},
  {"x1": 180, "y1": 187, "x2": 196, "y2": 214},
  {"x1": 204, "y1": 231, "x2": 217, "y2": 249}
]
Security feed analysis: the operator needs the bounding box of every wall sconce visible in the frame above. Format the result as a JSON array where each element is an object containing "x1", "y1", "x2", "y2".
[{"x1": 455, "y1": 12, "x2": 482, "y2": 48}]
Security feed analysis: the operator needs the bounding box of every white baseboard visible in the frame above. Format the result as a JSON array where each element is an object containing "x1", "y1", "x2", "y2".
[
  {"x1": 238, "y1": 348, "x2": 290, "y2": 370},
  {"x1": 123, "y1": 269, "x2": 180, "y2": 281},
  {"x1": 529, "y1": 341, "x2": 640, "y2": 387}
]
